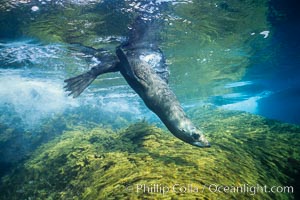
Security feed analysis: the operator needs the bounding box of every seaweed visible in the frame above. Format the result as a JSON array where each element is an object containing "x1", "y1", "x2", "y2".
[{"x1": 0, "y1": 107, "x2": 299, "y2": 199}]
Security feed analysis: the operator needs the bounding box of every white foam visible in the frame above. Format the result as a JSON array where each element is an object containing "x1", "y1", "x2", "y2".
[
  {"x1": 260, "y1": 31, "x2": 270, "y2": 38},
  {"x1": 0, "y1": 69, "x2": 147, "y2": 129},
  {"x1": 0, "y1": 70, "x2": 78, "y2": 126},
  {"x1": 220, "y1": 96, "x2": 260, "y2": 113},
  {"x1": 220, "y1": 91, "x2": 272, "y2": 114},
  {"x1": 31, "y1": 6, "x2": 39, "y2": 12},
  {"x1": 0, "y1": 40, "x2": 66, "y2": 68},
  {"x1": 224, "y1": 81, "x2": 252, "y2": 88}
]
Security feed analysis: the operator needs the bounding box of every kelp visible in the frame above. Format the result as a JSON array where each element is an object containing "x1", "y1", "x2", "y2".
[
  {"x1": 0, "y1": 112, "x2": 68, "y2": 178},
  {"x1": 0, "y1": 106, "x2": 131, "y2": 177},
  {"x1": 1, "y1": 106, "x2": 299, "y2": 200}
]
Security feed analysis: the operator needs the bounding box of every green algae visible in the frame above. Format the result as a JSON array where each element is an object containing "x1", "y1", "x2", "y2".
[{"x1": 1, "y1": 107, "x2": 299, "y2": 200}]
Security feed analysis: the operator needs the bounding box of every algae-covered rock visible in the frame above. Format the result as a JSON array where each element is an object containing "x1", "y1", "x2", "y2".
[{"x1": 0, "y1": 107, "x2": 299, "y2": 200}]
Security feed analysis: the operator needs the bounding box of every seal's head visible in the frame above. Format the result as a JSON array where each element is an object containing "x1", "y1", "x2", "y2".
[
  {"x1": 191, "y1": 130, "x2": 211, "y2": 148},
  {"x1": 177, "y1": 125, "x2": 211, "y2": 148}
]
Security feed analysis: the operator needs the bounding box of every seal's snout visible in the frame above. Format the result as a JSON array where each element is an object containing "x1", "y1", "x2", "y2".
[
  {"x1": 192, "y1": 140, "x2": 211, "y2": 148},
  {"x1": 190, "y1": 129, "x2": 211, "y2": 148},
  {"x1": 176, "y1": 126, "x2": 211, "y2": 148}
]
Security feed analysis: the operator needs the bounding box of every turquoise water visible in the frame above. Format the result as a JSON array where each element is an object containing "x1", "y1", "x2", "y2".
[{"x1": 0, "y1": 0, "x2": 299, "y2": 199}]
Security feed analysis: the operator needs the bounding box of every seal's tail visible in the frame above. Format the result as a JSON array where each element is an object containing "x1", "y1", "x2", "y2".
[{"x1": 64, "y1": 71, "x2": 96, "y2": 98}]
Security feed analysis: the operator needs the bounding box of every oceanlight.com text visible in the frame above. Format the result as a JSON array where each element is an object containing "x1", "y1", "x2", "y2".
[{"x1": 127, "y1": 183, "x2": 294, "y2": 196}]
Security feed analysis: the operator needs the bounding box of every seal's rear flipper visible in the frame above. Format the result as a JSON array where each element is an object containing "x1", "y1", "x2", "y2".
[
  {"x1": 64, "y1": 71, "x2": 96, "y2": 98},
  {"x1": 64, "y1": 63, "x2": 120, "y2": 98}
]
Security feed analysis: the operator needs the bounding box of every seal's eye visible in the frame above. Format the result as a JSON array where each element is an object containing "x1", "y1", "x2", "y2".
[{"x1": 192, "y1": 133, "x2": 200, "y2": 140}]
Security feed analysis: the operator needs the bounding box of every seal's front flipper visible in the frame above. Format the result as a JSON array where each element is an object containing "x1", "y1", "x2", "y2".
[{"x1": 64, "y1": 63, "x2": 119, "y2": 98}]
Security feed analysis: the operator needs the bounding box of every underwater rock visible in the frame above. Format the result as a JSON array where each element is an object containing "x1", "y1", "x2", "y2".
[{"x1": 0, "y1": 107, "x2": 299, "y2": 200}]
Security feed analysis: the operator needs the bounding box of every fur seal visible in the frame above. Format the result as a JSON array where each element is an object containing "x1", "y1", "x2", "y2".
[{"x1": 64, "y1": 17, "x2": 210, "y2": 148}]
